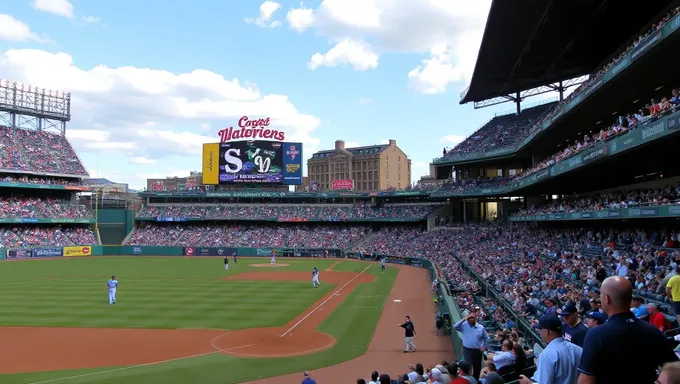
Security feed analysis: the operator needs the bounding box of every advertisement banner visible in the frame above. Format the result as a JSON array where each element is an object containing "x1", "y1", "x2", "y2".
[
  {"x1": 202, "y1": 143, "x2": 220, "y2": 185},
  {"x1": 63, "y1": 246, "x2": 92, "y2": 257},
  {"x1": 132, "y1": 246, "x2": 142, "y2": 255},
  {"x1": 184, "y1": 247, "x2": 238, "y2": 256},
  {"x1": 282, "y1": 142, "x2": 303, "y2": 185},
  {"x1": 7, "y1": 249, "x2": 32, "y2": 259},
  {"x1": 256, "y1": 248, "x2": 273, "y2": 256},
  {"x1": 332, "y1": 179, "x2": 354, "y2": 190},
  {"x1": 32, "y1": 247, "x2": 63, "y2": 258}
]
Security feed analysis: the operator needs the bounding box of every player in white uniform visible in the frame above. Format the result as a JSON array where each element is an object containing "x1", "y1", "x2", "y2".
[
  {"x1": 106, "y1": 275, "x2": 119, "y2": 304},
  {"x1": 270, "y1": 250, "x2": 276, "y2": 265},
  {"x1": 312, "y1": 267, "x2": 320, "y2": 287}
]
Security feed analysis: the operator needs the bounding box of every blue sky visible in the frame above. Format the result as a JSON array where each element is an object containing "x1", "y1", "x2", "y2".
[{"x1": 0, "y1": 0, "x2": 531, "y2": 189}]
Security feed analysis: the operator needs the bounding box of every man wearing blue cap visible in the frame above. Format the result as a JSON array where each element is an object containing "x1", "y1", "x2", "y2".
[
  {"x1": 559, "y1": 303, "x2": 588, "y2": 347},
  {"x1": 584, "y1": 311, "x2": 607, "y2": 329},
  {"x1": 518, "y1": 315, "x2": 582, "y2": 384}
]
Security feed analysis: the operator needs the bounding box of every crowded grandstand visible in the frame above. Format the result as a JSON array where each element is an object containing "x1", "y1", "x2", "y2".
[{"x1": 4, "y1": 1, "x2": 680, "y2": 383}]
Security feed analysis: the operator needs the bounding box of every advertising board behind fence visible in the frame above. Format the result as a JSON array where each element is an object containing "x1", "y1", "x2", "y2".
[
  {"x1": 63, "y1": 246, "x2": 92, "y2": 257},
  {"x1": 32, "y1": 247, "x2": 63, "y2": 258}
]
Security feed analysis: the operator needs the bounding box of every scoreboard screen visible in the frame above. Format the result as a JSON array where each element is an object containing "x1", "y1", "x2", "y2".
[{"x1": 202, "y1": 141, "x2": 302, "y2": 185}]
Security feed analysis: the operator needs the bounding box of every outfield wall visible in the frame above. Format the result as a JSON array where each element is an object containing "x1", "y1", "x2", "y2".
[{"x1": 2, "y1": 244, "x2": 464, "y2": 355}]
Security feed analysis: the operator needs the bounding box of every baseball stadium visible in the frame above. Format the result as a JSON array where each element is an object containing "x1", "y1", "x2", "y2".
[{"x1": 3, "y1": 1, "x2": 680, "y2": 384}]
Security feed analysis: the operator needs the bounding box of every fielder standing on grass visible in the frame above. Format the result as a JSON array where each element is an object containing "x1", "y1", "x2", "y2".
[
  {"x1": 381, "y1": 256, "x2": 387, "y2": 271},
  {"x1": 224, "y1": 255, "x2": 229, "y2": 270},
  {"x1": 106, "y1": 275, "x2": 118, "y2": 305},
  {"x1": 399, "y1": 315, "x2": 417, "y2": 353}
]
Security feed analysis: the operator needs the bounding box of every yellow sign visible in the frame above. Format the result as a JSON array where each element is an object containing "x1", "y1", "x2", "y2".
[
  {"x1": 202, "y1": 143, "x2": 219, "y2": 185},
  {"x1": 63, "y1": 246, "x2": 92, "y2": 257}
]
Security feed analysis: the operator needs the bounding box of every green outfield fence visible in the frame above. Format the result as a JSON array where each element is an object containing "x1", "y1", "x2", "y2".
[{"x1": 2, "y1": 245, "x2": 464, "y2": 355}]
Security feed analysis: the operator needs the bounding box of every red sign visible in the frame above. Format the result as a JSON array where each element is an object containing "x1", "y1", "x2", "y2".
[
  {"x1": 218, "y1": 116, "x2": 285, "y2": 143},
  {"x1": 332, "y1": 179, "x2": 354, "y2": 190},
  {"x1": 65, "y1": 186, "x2": 93, "y2": 191}
]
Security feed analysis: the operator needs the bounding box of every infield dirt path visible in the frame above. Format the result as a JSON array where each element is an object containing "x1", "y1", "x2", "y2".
[{"x1": 243, "y1": 264, "x2": 455, "y2": 384}]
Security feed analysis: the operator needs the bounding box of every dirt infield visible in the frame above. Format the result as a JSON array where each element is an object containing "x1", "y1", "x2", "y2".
[
  {"x1": 0, "y1": 265, "x2": 377, "y2": 373},
  {"x1": 0, "y1": 327, "x2": 227, "y2": 373},
  {"x1": 249, "y1": 263, "x2": 291, "y2": 268},
  {"x1": 244, "y1": 265, "x2": 455, "y2": 384}
]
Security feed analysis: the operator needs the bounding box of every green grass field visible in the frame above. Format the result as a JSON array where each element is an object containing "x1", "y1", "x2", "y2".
[{"x1": 0, "y1": 257, "x2": 397, "y2": 384}]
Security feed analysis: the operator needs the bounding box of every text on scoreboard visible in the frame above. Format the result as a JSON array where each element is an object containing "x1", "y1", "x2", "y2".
[{"x1": 202, "y1": 141, "x2": 302, "y2": 185}]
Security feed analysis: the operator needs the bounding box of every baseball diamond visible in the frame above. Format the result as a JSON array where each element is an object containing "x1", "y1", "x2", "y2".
[{"x1": 0, "y1": 256, "x2": 452, "y2": 384}]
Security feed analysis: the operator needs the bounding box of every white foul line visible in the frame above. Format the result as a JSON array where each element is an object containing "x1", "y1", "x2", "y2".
[
  {"x1": 26, "y1": 332, "x2": 254, "y2": 384},
  {"x1": 280, "y1": 263, "x2": 372, "y2": 338}
]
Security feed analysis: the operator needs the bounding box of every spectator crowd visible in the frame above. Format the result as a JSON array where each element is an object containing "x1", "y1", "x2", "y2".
[
  {"x1": 0, "y1": 126, "x2": 88, "y2": 176},
  {"x1": 515, "y1": 184, "x2": 680, "y2": 216},
  {"x1": 136, "y1": 204, "x2": 438, "y2": 221},
  {"x1": 0, "y1": 226, "x2": 98, "y2": 248},
  {"x1": 125, "y1": 223, "x2": 369, "y2": 249},
  {"x1": 441, "y1": 5, "x2": 680, "y2": 165},
  {"x1": 0, "y1": 197, "x2": 94, "y2": 219}
]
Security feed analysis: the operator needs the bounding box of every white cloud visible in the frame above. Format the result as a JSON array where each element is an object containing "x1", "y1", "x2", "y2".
[
  {"x1": 442, "y1": 134, "x2": 465, "y2": 145},
  {"x1": 287, "y1": 3, "x2": 315, "y2": 32},
  {"x1": 308, "y1": 39, "x2": 379, "y2": 71},
  {"x1": 129, "y1": 157, "x2": 157, "y2": 165},
  {"x1": 288, "y1": 0, "x2": 492, "y2": 93},
  {"x1": 0, "y1": 48, "x2": 321, "y2": 173},
  {"x1": 244, "y1": 1, "x2": 282, "y2": 29},
  {"x1": 358, "y1": 97, "x2": 372, "y2": 104},
  {"x1": 32, "y1": 0, "x2": 74, "y2": 19},
  {"x1": 0, "y1": 15, "x2": 46, "y2": 43},
  {"x1": 82, "y1": 16, "x2": 100, "y2": 24}
]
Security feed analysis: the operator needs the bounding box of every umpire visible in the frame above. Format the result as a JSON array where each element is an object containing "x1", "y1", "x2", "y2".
[{"x1": 453, "y1": 313, "x2": 489, "y2": 380}]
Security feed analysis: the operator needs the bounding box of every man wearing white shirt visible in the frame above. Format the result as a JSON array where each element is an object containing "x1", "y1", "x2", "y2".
[{"x1": 486, "y1": 339, "x2": 516, "y2": 371}]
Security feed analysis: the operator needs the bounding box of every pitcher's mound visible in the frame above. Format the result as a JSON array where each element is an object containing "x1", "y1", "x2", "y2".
[{"x1": 250, "y1": 263, "x2": 290, "y2": 268}]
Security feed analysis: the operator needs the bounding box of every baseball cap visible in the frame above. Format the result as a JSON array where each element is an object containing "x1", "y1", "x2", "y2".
[
  {"x1": 559, "y1": 303, "x2": 578, "y2": 316},
  {"x1": 533, "y1": 315, "x2": 562, "y2": 332},
  {"x1": 586, "y1": 311, "x2": 608, "y2": 322}
]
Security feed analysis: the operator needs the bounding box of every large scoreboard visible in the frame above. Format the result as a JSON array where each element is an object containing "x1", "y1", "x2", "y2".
[{"x1": 202, "y1": 141, "x2": 303, "y2": 185}]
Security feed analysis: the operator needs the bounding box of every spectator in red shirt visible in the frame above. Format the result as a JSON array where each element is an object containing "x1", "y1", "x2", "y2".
[{"x1": 647, "y1": 303, "x2": 672, "y2": 333}]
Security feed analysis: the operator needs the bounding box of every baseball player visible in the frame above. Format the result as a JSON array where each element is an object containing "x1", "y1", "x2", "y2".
[
  {"x1": 381, "y1": 256, "x2": 387, "y2": 271},
  {"x1": 270, "y1": 249, "x2": 277, "y2": 265},
  {"x1": 233, "y1": 251, "x2": 238, "y2": 263},
  {"x1": 312, "y1": 267, "x2": 320, "y2": 287},
  {"x1": 224, "y1": 255, "x2": 229, "y2": 270},
  {"x1": 106, "y1": 275, "x2": 119, "y2": 305}
]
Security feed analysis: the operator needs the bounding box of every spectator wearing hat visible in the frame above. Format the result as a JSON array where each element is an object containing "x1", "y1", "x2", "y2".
[
  {"x1": 454, "y1": 313, "x2": 490, "y2": 380},
  {"x1": 589, "y1": 298, "x2": 603, "y2": 313},
  {"x1": 428, "y1": 367, "x2": 447, "y2": 384},
  {"x1": 559, "y1": 303, "x2": 588, "y2": 348},
  {"x1": 301, "y1": 371, "x2": 316, "y2": 384},
  {"x1": 433, "y1": 364, "x2": 452, "y2": 383},
  {"x1": 630, "y1": 296, "x2": 649, "y2": 320},
  {"x1": 578, "y1": 276, "x2": 678, "y2": 384},
  {"x1": 584, "y1": 311, "x2": 607, "y2": 328},
  {"x1": 519, "y1": 315, "x2": 582, "y2": 384},
  {"x1": 647, "y1": 303, "x2": 672, "y2": 333},
  {"x1": 658, "y1": 361, "x2": 680, "y2": 384}
]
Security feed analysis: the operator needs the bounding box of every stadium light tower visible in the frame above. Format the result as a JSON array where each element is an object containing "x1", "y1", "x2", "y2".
[{"x1": 0, "y1": 79, "x2": 71, "y2": 135}]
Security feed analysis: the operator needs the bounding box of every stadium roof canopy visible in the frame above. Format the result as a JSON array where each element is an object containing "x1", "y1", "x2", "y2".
[{"x1": 460, "y1": 0, "x2": 676, "y2": 104}]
